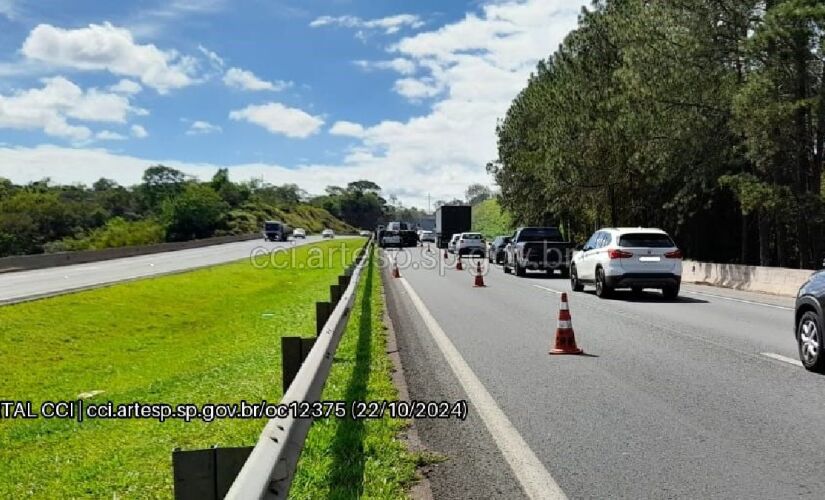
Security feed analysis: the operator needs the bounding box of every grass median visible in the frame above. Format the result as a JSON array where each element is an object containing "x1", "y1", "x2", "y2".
[
  {"x1": 0, "y1": 239, "x2": 368, "y2": 497},
  {"x1": 290, "y1": 247, "x2": 418, "y2": 499}
]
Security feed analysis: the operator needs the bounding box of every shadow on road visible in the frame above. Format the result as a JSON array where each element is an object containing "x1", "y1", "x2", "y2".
[
  {"x1": 581, "y1": 290, "x2": 709, "y2": 304},
  {"x1": 326, "y1": 251, "x2": 374, "y2": 495}
]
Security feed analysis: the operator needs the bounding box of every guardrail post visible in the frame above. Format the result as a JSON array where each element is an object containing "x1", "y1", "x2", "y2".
[
  {"x1": 282, "y1": 337, "x2": 317, "y2": 393},
  {"x1": 315, "y1": 301, "x2": 331, "y2": 336},
  {"x1": 330, "y1": 284, "x2": 341, "y2": 306},
  {"x1": 172, "y1": 446, "x2": 253, "y2": 500},
  {"x1": 338, "y1": 274, "x2": 350, "y2": 290}
]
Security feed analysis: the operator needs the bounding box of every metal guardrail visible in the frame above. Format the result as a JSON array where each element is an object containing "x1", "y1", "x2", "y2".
[{"x1": 224, "y1": 238, "x2": 374, "y2": 499}]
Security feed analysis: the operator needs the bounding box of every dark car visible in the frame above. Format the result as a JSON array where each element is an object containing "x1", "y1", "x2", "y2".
[
  {"x1": 795, "y1": 268, "x2": 825, "y2": 372},
  {"x1": 488, "y1": 235, "x2": 511, "y2": 264}
]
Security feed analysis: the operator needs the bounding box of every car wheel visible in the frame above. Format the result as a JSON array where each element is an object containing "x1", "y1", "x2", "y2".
[
  {"x1": 502, "y1": 257, "x2": 511, "y2": 274},
  {"x1": 798, "y1": 311, "x2": 825, "y2": 373},
  {"x1": 571, "y1": 265, "x2": 583, "y2": 292},
  {"x1": 515, "y1": 261, "x2": 526, "y2": 277},
  {"x1": 662, "y1": 285, "x2": 679, "y2": 299},
  {"x1": 595, "y1": 267, "x2": 612, "y2": 298},
  {"x1": 559, "y1": 266, "x2": 570, "y2": 279}
]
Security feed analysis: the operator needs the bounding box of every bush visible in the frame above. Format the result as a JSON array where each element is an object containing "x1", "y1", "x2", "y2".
[{"x1": 46, "y1": 218, "x2": 166, "y2": 252}]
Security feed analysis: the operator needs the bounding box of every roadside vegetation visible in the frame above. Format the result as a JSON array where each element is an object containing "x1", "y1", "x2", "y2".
[
  {"x1": 472, "y1": 197, "x2": 513, "y2": 239},
  {"x1": 291, "y1": 247, "x2": 419, "y2": 499},
  {"x1": 489, "y1": 0, "x2": 825, "y2": 268},
  {"x1": 0, "y1": 239, "x2": 363, "y2": 497}
]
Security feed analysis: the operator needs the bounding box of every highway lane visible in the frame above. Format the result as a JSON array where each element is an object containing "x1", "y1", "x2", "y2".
[
  {"x1": 0, "y1": 235, "x2": 346, "y2": 304},
  {"x1": 384, "y1": 248, "x2": 824, "y2": 499}
]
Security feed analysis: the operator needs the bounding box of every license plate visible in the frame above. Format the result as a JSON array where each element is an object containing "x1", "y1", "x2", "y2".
[{"x1": 639, "y1": 256, "x2": 661, "y2": 262}]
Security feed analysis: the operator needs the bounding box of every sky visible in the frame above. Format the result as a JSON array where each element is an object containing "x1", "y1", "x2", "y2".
[{"x1": 0, "y1": 0, "x2": 586, "y2": 208}]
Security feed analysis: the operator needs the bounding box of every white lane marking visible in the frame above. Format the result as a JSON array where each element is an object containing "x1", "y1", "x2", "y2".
[
  {"x1": 761, "y1": 352, "x2": 803, "y2": 367},
  {"x1": 681, "y1": 288, "x2": 792, "y2": 310},
  {"x1": 398, "y1": 277, "x2": 567, "y2": 500},
  {"x1": 532, "y1": 284, "x2": 562, "y2": 295}
]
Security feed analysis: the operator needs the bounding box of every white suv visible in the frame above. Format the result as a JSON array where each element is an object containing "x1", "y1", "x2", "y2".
[
  {"x1": 570, "y1": 228, "x2": 683, "y2": 299},
  {"x1": 456, "y1": 232, "x2": 486, "y2": 256}
]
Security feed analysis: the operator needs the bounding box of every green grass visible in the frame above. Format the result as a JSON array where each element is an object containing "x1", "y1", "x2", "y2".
[
  {"x1": 0, "y1": 239, "x2": 364, "y2": 498},
  {"x1": 290, "y1": 248, "x2": 419, "y2": 499}
]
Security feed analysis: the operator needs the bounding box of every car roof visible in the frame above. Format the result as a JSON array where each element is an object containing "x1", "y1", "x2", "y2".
[{"x1": 599, "y1": 227, "x2": 669, "y2": 235}]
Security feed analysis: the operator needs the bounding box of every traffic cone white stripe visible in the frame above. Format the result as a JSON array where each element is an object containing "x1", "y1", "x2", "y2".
[
  {"x1": 559, "y1": 302, "x2": 569, "y2": 311},
  {"x1": 557, "y1": 320, "x2": 572, "y2": 329}
]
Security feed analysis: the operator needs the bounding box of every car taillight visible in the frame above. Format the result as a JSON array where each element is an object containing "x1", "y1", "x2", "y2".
[
  {"x1": 608, "y1": 249, "x2": 633, "y2": 259},
  {"x1": 665, "y1": 249, "x2": 683, "y2": 259}
]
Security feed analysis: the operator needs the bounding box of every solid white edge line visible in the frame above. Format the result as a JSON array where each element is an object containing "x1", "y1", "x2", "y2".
[
  {"x1": 760, "y1": 352, "x2": 803, "y2": 367},
  {"x1": 398, "y1": 277, "x2": 567, "y2": 500}
]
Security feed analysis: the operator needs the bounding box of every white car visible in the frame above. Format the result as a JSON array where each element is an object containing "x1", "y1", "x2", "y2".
[
  {"x1": 359, "y1": 230, "x2": 372, "y2": 237},
  {"x1": 418, "y1": 230, "x2": 436, "y2": 243},
  {"x1": 447, "y1": 234, "x2": 461, "y2": 254},
  {"x1": 322, "y1": 229, "x2": 334, "y2": 239},
  {"x1": 570, "y1": 227, "x2": 683, "y2": 299},
  {"x1": 293, "y1": 228, "x2": 306, "y2": 239},
  {"x1": 456, "y1": 232, "x2": 486, "y2": 256}
]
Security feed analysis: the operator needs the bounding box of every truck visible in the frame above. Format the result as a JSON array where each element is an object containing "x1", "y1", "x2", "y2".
[
  {"x1": 502, "y1": 226, "x2": 575, "y2": 277},
  {"x1": 378, "y1": 221, "x2": 418, "y2": 248},
  {"x1": 435, "y1": 205, "x2": 472, "y2": 249},
  {"x1": 262, "y1": 220, "x2": 290, "y2": 241}
]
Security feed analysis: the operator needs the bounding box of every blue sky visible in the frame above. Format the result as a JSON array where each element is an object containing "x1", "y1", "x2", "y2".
[{"x1": 0, "y1": 0, "x2": 585, "y2": 207}]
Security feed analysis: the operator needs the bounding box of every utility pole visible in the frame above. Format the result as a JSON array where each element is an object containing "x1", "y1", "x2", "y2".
[{"x1": 427, "y1": 193, "x2": 431, "y2": 213}]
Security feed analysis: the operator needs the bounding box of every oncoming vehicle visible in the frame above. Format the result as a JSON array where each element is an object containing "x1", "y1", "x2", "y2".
[
  {"x1": 321, "y1": 229, "x2": 334, "y2": 239},
  {"x1": 263, "y1": 220, "x2": 289, "y2": 242},
  {"x1": 447, "y1": 234, "x2": 460, "y2": 254},
  {"x1": 456, "y1": 232, "x2": 486, "y2": 256},
  {"x1": 293, "y1": 228, "x2": 306, "y2": 239},
  {"x1": 795, "y1": 267, "x2": 825, "y2": 372},
  {"x1": 488, "y1": 235, "x2": 511, "y2": 264},
  {"x1": 570, "y1": 228, "x2": 683, "y2": 299}
]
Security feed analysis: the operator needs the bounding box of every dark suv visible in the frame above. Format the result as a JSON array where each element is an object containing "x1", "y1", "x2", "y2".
[
  {"x1": 795, "y1": 268, "x2": 825, "y2": 372},
  {"x1": 487, "y1": 235, "x2": 510, "y2": 264}
]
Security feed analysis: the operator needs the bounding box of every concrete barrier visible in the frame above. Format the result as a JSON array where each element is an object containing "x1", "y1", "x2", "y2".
[
  {"x1": 682, "y1": 260, "x2": 819, "y2": 297},
  {"x1": 0, "y1": 233, "x2": 260, "y2": 273}
]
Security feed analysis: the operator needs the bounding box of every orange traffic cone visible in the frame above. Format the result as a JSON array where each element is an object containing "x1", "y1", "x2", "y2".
[
  {"x1": 473, "y1": 262, "x2": 486, "y2": 287},
  {"x1": 455, "y1": 258, "x2": 463, "y2": 271},
  {"x1": 549, "y1": 293, "x2": 583, "y2": 355},
  {"x1": 392, "y1": 261, "x2": 401, "y2": 278}
]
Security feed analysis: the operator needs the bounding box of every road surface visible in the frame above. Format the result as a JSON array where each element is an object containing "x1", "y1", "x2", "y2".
[
  {"x1": 383, "y1": 248, "x2": 823, "y2": 499},
  {"x1": 0, "y1": 236, "x2": 337, "y2": 304}
]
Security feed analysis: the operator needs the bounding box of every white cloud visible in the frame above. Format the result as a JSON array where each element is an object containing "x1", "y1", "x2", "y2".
[
  {"x1": 109, "y1": 79, "x2": 142, "y2": 95},
  {"x1": 392, "y1": 78, "x2": 442, "y2": 100},
  {"x1": 21, "y1": 23, "x2": 196, "y2": 93},
  {"x1": 329, "y1": 121, "x2": 365, "y2": 138},
  {"x1": 198, "y1": 45, "x2": 224, "y2": 68},
  {"x1": 96, "y1": 130, "x2": 127, "y2": 141},
  {"x1": 229, "y1": 102, "x2": 323, "y2": 138},
  {"x1": 310, "y1": 14, "x2": 423, "y2": 35},
  {"x1": 186, "y1": 120, "x2": 222, "y2": 135},
  {"x1": 223, "y1": 67, "x2": 290, "y2": 92},
  {"x1": 0, "y1": 77, "x2": 140, "y2": 142},
  {"x1": 130, "y1": 124, "x2": 148, "y2": 138},
  {"x1": 354, "y1": 58, "x2": 416, "y2": 75},
  {"x1": 0, "y1": 1, "x2": 586, "y2": 207}
]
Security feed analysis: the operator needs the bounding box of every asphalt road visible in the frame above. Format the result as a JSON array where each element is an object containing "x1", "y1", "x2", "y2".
[
  {"x1": 0, "y1": 235, "x2": 338, "y2": 304},
  {"x1": 383, "y1": 247, "x2": 824, "y2": 499}
]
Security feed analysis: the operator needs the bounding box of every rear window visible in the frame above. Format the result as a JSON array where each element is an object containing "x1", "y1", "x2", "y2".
[
  {"x1": 462, "y1": 234, "x2": 482, "y2": 239},
  {"x1": 519, "y1": 228, "x2": 562, "y2": 241},
  {"x1": 618, "y1": 233, "x2": 674, "y2": 248}
]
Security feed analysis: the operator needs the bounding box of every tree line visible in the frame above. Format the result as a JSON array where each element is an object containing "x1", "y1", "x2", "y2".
[
  {"x1": 0, "y1": 167, "x2": 407, "y2": 258},
  {"x1": 489, "y1": 0, "x2": 825, "y2": 268}
]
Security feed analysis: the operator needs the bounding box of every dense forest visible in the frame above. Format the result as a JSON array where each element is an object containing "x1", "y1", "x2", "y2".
[
  {"x1": 0, "y1": 167, "x2": 415, "y2": 258},
  {"x1": 489, "y1": 0, "x2": 825, "y2": 268}
]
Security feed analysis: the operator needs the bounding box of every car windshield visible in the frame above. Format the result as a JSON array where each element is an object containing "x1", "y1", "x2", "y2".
[
  {"x1": 618, "y1": 233, "x2": 674, "y2": 248},
  {"x1": 519, "y1": 228, "x2": 562, "y2": 241},
  {"x1": 264, "y1": 222, "x2": 281, "y2": 231}
]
